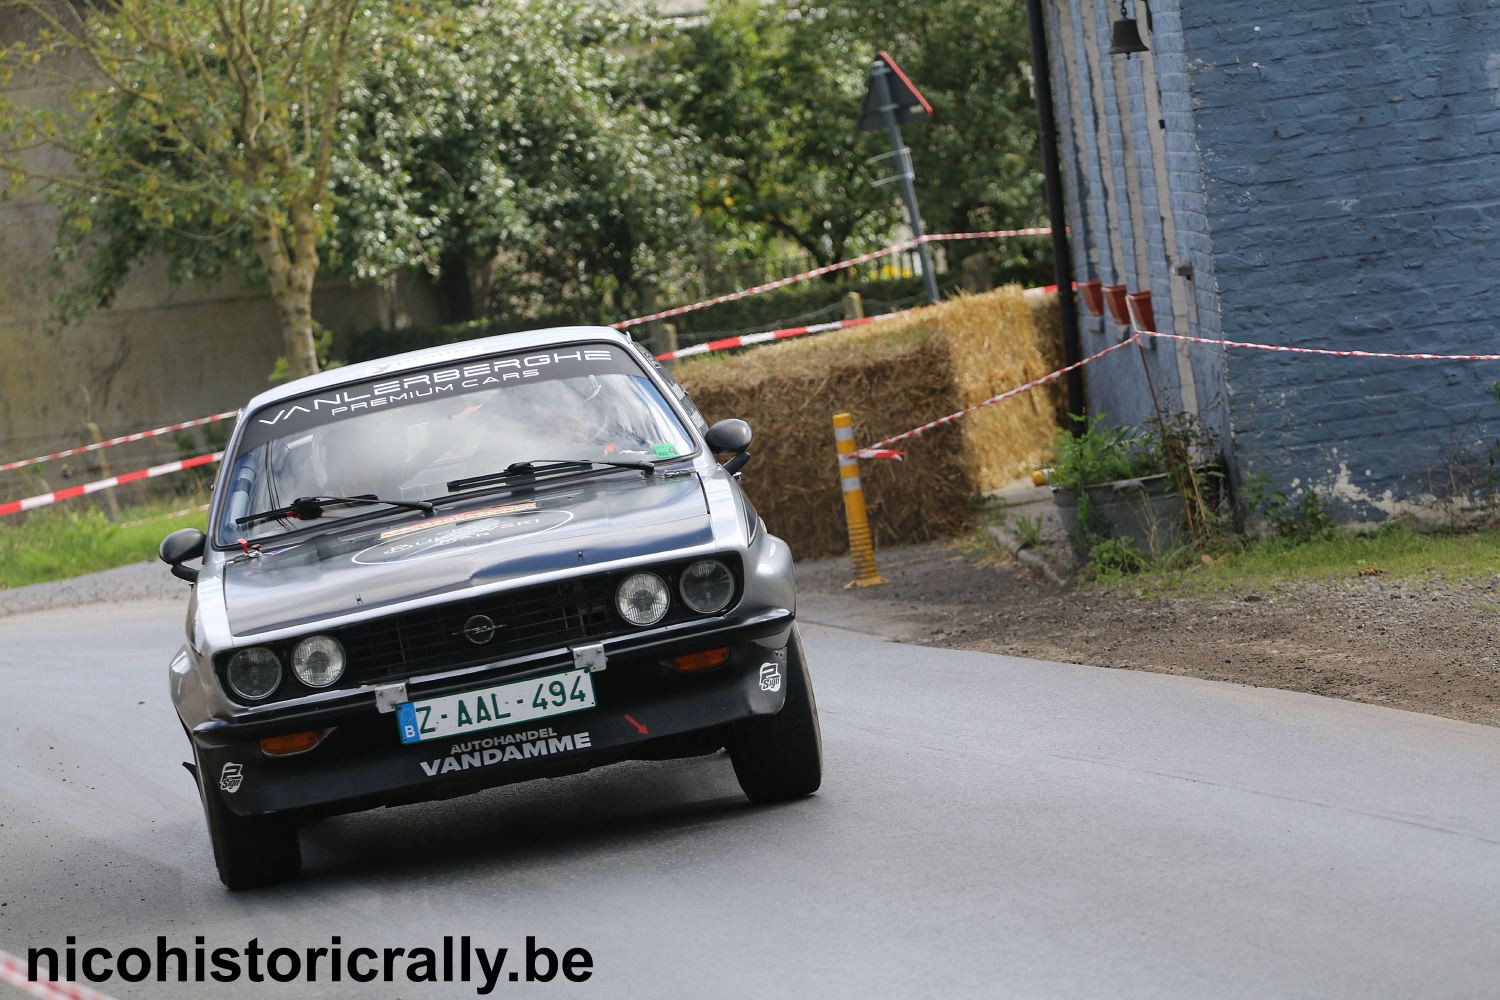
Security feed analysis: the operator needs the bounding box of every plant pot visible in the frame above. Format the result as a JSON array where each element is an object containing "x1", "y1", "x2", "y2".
[
  {"x1": 1080, "y1": 279, "x2": 1104, "y2": 316},
  {"x1": 1051, "y1": 473, "x2": 1185, "y2": 559},
  {"x1": 1104, "y1": 284, "x2": 1130, "y2": 325},
  {"x1": 1126, "y1": 290, "x2": 1155, "y2": 331}
]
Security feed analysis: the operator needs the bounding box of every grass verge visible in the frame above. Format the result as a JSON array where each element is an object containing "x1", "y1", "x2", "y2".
[
  {"x1": 0, "y1": 497, "x2": 208, "y2": 589},
  {"x1": 1103, "y1": 522, "x2": 1500, "y2": 596}
]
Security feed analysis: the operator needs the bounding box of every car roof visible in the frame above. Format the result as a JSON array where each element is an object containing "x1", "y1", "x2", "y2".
[{"x1": 242, "y1": 325, "x2": 641, "y2": 412}]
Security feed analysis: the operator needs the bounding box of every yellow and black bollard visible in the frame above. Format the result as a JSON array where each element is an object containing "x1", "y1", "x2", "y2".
[{"x1": 832, "y1": 412, "x2": 887, "y2": 588}]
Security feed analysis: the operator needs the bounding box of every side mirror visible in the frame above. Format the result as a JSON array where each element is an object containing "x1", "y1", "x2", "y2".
[
  {"x1": 704, "y1": 418, "x2": 752, "y2": 475},
  {"x1": 159, "y1": 527, "x2": 207, "y2": 583}
]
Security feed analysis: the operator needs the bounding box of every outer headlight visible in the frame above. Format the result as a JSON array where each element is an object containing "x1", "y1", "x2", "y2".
[
  {"x1": 226, "y1": 647, "x2": 282, "y2": 701},
  {"x1": 292, "y1": 634, "x2": 345, "y2": 689},
  {"x1": 680, "y1": 559, "x2": 735, "y2": 614},
  {"x1": 617, "y1": 572, "x2": 670, "y2": 626}
]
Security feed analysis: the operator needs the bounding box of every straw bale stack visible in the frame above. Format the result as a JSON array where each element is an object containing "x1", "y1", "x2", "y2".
[{"x1": 677, "y1": 286, "x2": 1064, "y2": 558}]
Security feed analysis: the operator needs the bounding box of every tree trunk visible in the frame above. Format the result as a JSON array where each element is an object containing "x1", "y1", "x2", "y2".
[
  {"x1": 271, "y1": 263, "x2": 320, "y2": 380},
  {"x1": 251, "y1": 210, "x2": 320, "y2": 380},
  {"x1": 436, "y1": 251, "x2": 476, "y2": 324}
]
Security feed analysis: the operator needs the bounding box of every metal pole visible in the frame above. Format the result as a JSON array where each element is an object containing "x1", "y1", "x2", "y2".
[
  {"x1": 1023, "y1": 0, "x2": 1087, "y2": 427},
  {"x1": 871, "y1": 62, "x2": 940, "y2": 305}
]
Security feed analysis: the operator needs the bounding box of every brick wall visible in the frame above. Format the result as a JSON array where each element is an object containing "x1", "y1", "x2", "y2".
[
  {"x1": 1044, "y1": 0, "x2": 1500, "y2": 517},
  {"x1": 1045, "y1": 0, "x2": 1233, "y2": 451},
  {"x1": 1183, "y1": 0, "x2": 1500, "y2": 515},
  {"x1": 1148, "y1": 0, "x2": 1235, "y2": 462}
]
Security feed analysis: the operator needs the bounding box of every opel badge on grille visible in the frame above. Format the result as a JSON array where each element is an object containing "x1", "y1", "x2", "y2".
[{"x1": 462, "y1": 614, "x2": 498, "y2": 645}]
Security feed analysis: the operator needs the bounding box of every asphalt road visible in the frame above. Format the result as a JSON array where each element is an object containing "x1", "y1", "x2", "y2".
[{"x1": 2, "y1": 599, "x2": 1499, "y2": 999}]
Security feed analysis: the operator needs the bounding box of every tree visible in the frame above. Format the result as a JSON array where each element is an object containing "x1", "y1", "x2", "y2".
[
  {"x1": 653, "y1": 0, "x2": 1046, "y2": 277},
  {"x1": 333, "y1": 0, "x2": 698, "y2": 324},
  {"x1": 825, "y1": 0, "x2": 1048, "y2": 278},
  {"x1": 0, "y1": 0, "x2": 697, "y2": 355},
  {"x1": 652, "y1": 1, "x2": 898, "y2": 270},
  {"x1": 0, "y1": 0, "x2": 368, "y2": 379}
]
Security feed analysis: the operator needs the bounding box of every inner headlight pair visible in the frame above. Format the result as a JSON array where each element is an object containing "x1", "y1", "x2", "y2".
[
  {"x1": 615, "y1": 560, "x2": 735, "y2": 626},
  {"x1": 225, "y1": 635, "x2": 345, "y2": 701}
]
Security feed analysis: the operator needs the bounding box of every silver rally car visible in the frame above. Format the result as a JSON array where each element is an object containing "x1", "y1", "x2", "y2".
[{"x1": 159, "y1": 326, "x2": 821, "y2": 888}]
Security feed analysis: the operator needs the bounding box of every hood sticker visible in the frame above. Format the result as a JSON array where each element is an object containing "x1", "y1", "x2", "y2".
[
  {"x1": 377, "y1": 501, "x2": 538, "y2": 540},
  {"x1": 353, "y1": 509, "x2": 573, "y2": 565}
]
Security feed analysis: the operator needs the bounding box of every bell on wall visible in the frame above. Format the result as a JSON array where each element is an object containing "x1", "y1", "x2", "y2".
[{"x1": 1108, "y1": 1, "x2": 1149, "y2": 56}]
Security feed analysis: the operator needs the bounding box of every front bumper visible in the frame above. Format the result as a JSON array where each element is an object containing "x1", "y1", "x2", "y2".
[{"x1": 191, "y1": 608, "x2": 793, "y2": 818}]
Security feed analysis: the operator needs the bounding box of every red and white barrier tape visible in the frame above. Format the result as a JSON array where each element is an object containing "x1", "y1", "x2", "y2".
[
  {"x1": 1139, "y1": 329, "x2": 1500, "y2": 361},
  {"x1": 117, "y1": 502, "x2": 212, "y2": 529},
  {"x1": 853, "y1": 332, "x2": 1142, "y2": 459},
  {"x1": 0, "y1": 951, "x2": 117, "y2": 1000},
  {"x1": 655, "y1": 283, "x2": 1064, "y2": 362},
  {"x1": 0, "y1": 264, "x2": 1059, "y2": 476},
  {"x1": 0, "y1": 451, "x2": 222, "y2": 518},
  {"x1": 614, "y1": 228, "x2": 1052, "y2": 330},
  {"x1": 655, "y1": 310, "x2": 907, "y2": 361},
  {"x1": 851, "y1": 325, "x2": 1500, "y2": 461},
  {"x1": 0, "y1": 411, "x2": 237, "y2": 474}
]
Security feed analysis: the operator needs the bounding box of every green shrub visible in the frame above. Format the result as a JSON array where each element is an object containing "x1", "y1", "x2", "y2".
[
  {"x1": 1239, "y1": 472, "x2": 1337, "y2": 543},
  {"x1": 1049, "y1": 415, "x2": 1166, "y2": 491}
]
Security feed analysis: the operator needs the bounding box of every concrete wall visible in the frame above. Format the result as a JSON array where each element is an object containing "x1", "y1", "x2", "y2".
[{"x1": 1043, "y1": 0, "x2": 1500, "y2": 518}]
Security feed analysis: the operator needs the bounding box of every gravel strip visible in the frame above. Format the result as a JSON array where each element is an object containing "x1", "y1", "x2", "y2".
[{"x1": 0, "y1": 560, "x2": 185, "y2": 619}]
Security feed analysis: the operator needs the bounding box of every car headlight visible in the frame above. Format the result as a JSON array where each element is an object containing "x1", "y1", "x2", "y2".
[
  {"x1": 291, "y1": 634, "x2": 345, "y2": 689},
  {"x1": 617, "y1": 571, "x2": 670, "y2": 626},
  {"x1": 226, "y1": 647, "x2": 282, "y2": 701},
  {"x1": 680, "y1": 559, "x2": 735, "y2": 614}
]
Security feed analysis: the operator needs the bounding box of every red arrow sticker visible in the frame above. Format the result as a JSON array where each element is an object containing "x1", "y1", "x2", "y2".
[{"x1": 624, "y1": 714, "x2": 648, "y2": 735}]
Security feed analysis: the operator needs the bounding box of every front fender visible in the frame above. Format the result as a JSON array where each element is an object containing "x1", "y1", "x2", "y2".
[{"x1": 170, "y1": 643, "x2": 213, "y2": 730}]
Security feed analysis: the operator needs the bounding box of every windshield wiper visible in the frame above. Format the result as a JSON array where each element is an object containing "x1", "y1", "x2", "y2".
[
  {"x1": 447, "y1": 458, "x2": 655, "y2": 493},
  {"x1": 235, "y1": 494, "x2": 435, "y2": 529}
]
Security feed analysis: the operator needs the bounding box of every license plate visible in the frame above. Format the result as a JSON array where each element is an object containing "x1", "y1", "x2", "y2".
[{"x1": 395, "y1": 668, "x2": 596, "y2": 745}]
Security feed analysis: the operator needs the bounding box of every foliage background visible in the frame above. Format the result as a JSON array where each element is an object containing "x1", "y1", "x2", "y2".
[{"x1": 1, "y1": 0, "x2": 1048, "y2": 374}]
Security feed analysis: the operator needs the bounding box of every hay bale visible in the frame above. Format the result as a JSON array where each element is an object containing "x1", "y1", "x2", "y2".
[
  {"x1": 677, "y1": 285, "x2": 1063, "y2": 559},
  {"x1": 1025, "y1": 292, "x2": 1069, "y2": 426}
]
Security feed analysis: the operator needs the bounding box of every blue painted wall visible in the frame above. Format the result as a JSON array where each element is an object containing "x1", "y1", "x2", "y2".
[
  {"x1": 1044, "y1": 0, "x2": 1236, "y2": 467},
  {"x1": 1044, "y1": 0, "x2": 1500, "y2": 516},
  {"x1": 1184, "y1": 0, "x2": 1500, "y2": 514},
  {"x1": 1149, "y1": 0, "x2": 1235, "y2": 465},
  {"x1": 1050, "y1": 0, "x2": 1199, "y2": 436}
]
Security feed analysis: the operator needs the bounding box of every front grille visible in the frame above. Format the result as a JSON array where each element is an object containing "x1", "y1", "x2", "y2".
[
  {"x1": 216, "y1": 554, "x2": 744, "y2": 704},
  {"x1": 337, "y1": 576, "x2": 617, "y2": 684}
]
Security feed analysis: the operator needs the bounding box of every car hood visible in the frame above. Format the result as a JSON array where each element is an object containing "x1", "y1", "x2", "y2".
[{"x1": 221, "y1": 472, "x2": 713, "y2": 636}]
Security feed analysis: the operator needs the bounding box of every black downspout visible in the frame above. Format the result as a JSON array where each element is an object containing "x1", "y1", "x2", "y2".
[{"x1": 1024, "y1": 0, "x2": 1086, "y2": 428}]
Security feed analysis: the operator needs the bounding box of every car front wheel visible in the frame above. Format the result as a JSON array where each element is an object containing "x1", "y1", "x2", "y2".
[
  {"x1": 729, "y1": 626, "x2": 823, "y2": 803},
  {"x1": 193, "y1": 748, "x2": 301, "y2": 890}
]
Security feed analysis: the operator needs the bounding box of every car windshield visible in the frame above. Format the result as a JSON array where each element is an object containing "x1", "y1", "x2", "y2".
[{"x1": 215, "y1": 343, "x2": 694, "y2": 545}]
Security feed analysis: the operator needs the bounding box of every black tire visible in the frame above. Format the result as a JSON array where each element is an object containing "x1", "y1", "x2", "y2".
[
  {"x1": 730, "y1": 626, "x2": 823, "y2": 803},
  {"x1": 193, "y1": 748, "x2": 301, "y2": 890}
]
